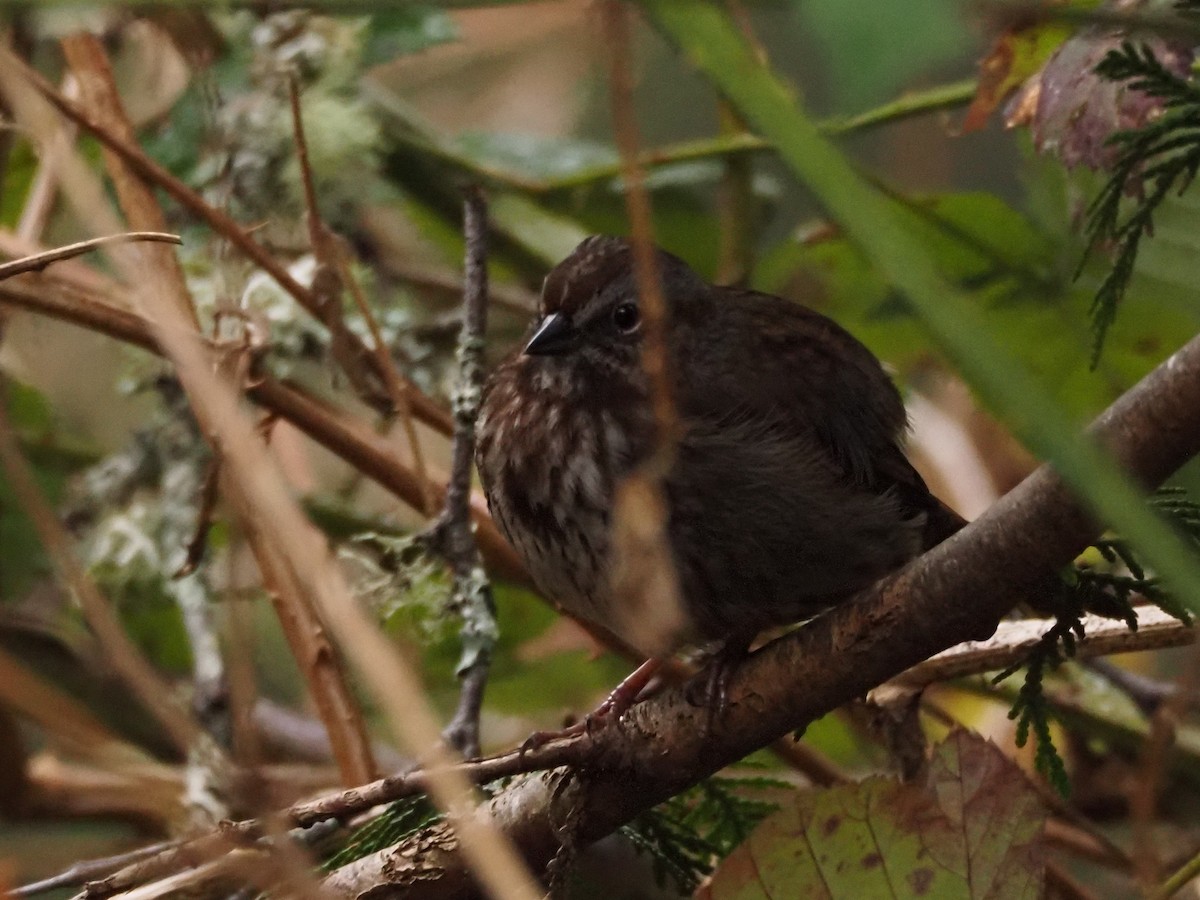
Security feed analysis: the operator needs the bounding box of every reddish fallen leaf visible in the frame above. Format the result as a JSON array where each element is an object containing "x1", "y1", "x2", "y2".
[{"x1": 1014, "y1": 30, "x2": 1193, "y2": 171}]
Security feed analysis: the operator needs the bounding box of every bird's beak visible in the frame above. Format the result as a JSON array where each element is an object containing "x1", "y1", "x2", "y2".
[{"x1": 523, "y1": 312, "x2": 576, "y2": 357}]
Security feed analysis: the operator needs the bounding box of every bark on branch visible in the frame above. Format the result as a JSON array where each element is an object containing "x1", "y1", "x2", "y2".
[{"x1": 324, "y1": 332, "x2": 1200, "y2": 897}]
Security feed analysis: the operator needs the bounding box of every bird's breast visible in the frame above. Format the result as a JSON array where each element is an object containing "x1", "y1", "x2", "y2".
[{"x1": 476, "y1": 359, "x2": 626, "y2": 625}]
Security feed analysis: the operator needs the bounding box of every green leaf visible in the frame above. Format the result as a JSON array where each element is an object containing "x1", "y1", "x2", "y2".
[
  {"x1": 755, "y1": 191, "x2": 1200, "y2": 419},
  {"x1": 796, "y1": 0, "x2": 971, "y2": 111},
  {"x1": 700, "y1": 732, "x2": 1045, "y2": 900},
  {"x1": 643, "y1": 0, "x2": 1200, "y2": 617},
  {"x1": 0, "y1": 381, "x2": 84, "y2": 602},
  {"x1": 0, "y1": 138, "x2": 38, "y2": 230},
  {"x1": 488, "y1": 192, "x2": 592, "y2": 267}
]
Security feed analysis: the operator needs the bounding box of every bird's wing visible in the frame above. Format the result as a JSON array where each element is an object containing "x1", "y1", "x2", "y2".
[{"x1": 673, "y1": 288, "x2": 964, "y2": 544}]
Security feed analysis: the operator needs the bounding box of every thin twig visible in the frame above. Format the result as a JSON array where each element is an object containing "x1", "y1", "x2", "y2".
[
  {"x1": 15, "y1": 49, "x2": 452, "y2": 434},
  {"x1": 601, "y1": 0, "x2": 687, "y2": 654},
  {"x1": 0, "y1": 228, "x2": 120, "y2": 296},
  {"x1": 0, "y1": 386, "x2": 203, "y2": 754},
  {"x1": 336, "y1": 250, "x2": 437, "y2": 516},
  {"x1": 59, "y1": 34, "x2": 199, "y2": 329},
  {"x1": 1085, "y1": 657, "x2": 1183, "y2": 716},
  {"x1": 285, "y1": 76, "x2": 379, "y2": 436},
  {"x1": 0, "y1": 231, "x2": 180, "y2": 281},
  {"x1": 370, "y1": 73, "x2": 975, "y2": 194},
  {"x1": 429, "y1": 187, "x2": 498, "y2": 759},
  {"x1": 1152, "y1": 841, "x2": 1200, "y2": 900},
  {"x1": 889, "y1": 607, "x2": 1194, "y2": 690},
  {"x1": 288, "y1": 75, "x2": 431, "y2": 518},
  {"x1": 1132, "y1": 643, "x2": 1200, "y2": 890},
  {"x1": 602, "y1": 0, "x2": 677, "y2": 460},
  {"x1": 10, "y1": 842, "x2": 173, "y2": 899},
  {"x1": 17, "y1": 74, "x2": 76, "y2": 242},
  {"x1": 174, "y1": 453, "x2": 222, "y2": 579},
  {"x1": 288, "y1": 735, "x2": 580, "y2": 828}
]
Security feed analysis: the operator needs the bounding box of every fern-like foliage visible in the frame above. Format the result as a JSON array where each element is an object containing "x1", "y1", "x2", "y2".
[
  {"x1": 995, "y1": 609, "x2": 1084, "y2": 796},
  {"x1": 321, "y1": 795, "x2": 440, "y2": 872},
  {"x1": 1083, "y1": 39, "x2": 1200, "y2": 363},
  {"x1": 618, "y1": 775, "x2": 785, "y2": 893},
  {"x1": 996, "y1": 487, "x2": 1198, "y2": 794},
  {"x1": 317, "y1": 774, "x2": 780, "y2": 892}
]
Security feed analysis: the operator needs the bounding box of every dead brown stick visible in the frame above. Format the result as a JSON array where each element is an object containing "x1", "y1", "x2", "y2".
[
  {"x1": 890, "y1": 607, "x2": 1194, "y2": 690},
  {"x1": 600, "y1": 0, "x2": 688, "y2": 653},
  {"x1": 0, "y1": 232, "x2": 180, "y2": 281},
  {"x1": 336, "y1": 250, "x2": 437, "y2": 516},
  {"x1": 291, "y1": 73, "x2": 434, "y2": 520},
  {"x1": 9, "y1": 840, "x2": 174, "y2": 899},
  {"x1": 44, "y1": 39, "x2": 377, "y2": 791},
  {"x1": 16, "y1": 52, "x2": 453, "y2": 436},
  {"x1": 59, "y1": 33, "x2": 199, "y2": 329},
  {"x1": 0, "y1": 274, "x2": 529, "y2": 583}
]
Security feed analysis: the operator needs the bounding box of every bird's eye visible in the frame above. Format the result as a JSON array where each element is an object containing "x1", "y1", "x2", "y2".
[{"x1": 612, "y1": 302, "x2": 640, "y2": 333}]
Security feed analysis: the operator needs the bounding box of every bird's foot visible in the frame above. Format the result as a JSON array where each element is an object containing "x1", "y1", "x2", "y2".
[
  {"x1": 520, "y1": 658, "x2": 665, "y2": 754},
  {"x1": 685, "y1": 640, "x2": 751, "y2": 725}
]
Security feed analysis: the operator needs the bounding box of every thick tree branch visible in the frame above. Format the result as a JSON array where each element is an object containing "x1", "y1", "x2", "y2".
[{"x1": 324, "y1": 332, "x2": 1200, "y2": 897}]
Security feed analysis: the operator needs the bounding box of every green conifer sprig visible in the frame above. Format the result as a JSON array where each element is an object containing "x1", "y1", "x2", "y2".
[
  {"x1": 1083, "y1": 40, "x2": 1200, "y2": 363},
  {"x1": 618, "y1": 775, "x2": 785, "y2": 892},
  {"x1": 996, "y1": 486, "x2": 1198, "y2": 794}
]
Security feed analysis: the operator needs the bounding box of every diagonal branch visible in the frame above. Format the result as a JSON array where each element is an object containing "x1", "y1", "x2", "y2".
[
  {"x1": 0, "y1": 232, "x2": 180, "y2": 281},
  {"x1": 322, "y1": 325, "x2": 1200, "y2": 895}
]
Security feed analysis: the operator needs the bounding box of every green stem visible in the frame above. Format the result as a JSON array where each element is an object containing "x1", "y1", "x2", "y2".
[
  {"x1": 1153, "y1": 848, "x2": 1200, "y2": 900},
  {"x1": 371, "y1": 77, "x2": 977, "y2": 193}
]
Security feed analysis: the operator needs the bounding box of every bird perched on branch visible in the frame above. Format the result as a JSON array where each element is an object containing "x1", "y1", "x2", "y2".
[{"x1": 476, "y1": 235, "x2": 967, "y2": 719}]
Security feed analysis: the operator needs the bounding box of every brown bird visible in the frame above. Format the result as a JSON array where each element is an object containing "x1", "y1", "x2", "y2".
[{"x1": 476, "y1": 236, "x2": 966, "y2": 717}]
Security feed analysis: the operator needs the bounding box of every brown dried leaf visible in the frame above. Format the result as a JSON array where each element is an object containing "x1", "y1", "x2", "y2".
[{"x1": 699, "y1": 731, "x2": 1046, "y2": 900}]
